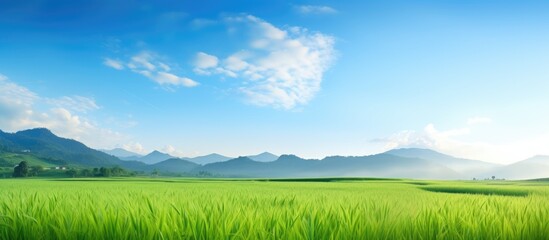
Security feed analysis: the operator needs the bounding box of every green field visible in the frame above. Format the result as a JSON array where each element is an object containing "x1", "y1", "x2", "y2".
[
  {"x1": 1, "y1": 178, "x2": 548, "y2": 239},
  {"x1": 0, "y1": 153, "x2": 57, "y2": 168}
]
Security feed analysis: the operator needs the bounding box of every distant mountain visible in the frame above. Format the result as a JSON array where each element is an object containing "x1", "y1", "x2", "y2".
[
  {"x1": 187, "y1": 153, "x2": 232, "y2": 165},
  {"x1": 2, "y1": 128, "x2": 545, "y2": 180},
  {"x1": 247, "y1": 152, "x2": 279, "y2": 162},
  {"x1": 196, "y1": 153, "x2": 461, "y2": 179},
  {"x1": 488, "y1": 155, "x2": 549, "y2": 180},
  {"x1": 150, "y1": 158, "x2": 200, "y2": 173},
  {"x1": 137, "y1": 150, "x2": 174, "y2": 164},
  {"x1": 0, "y1": 128, "x2": 125, "y2": 167},
  {"x1": 318, "y1": 154, "x2": 461, "y2": 179},
  {"x1": 101, "y1": 148, "x2": 142, "y2": 158},
  {"x1": 265, "y1": 155, "x2": 320, "y2": 177},
  {"x1": 385, "y1": 148, "x2": 499, "y2": 176}
]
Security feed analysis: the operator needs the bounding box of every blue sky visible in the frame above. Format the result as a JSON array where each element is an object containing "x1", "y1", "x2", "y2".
[{"x1": 1, "y1": 0, "x2": 549, "y2": 163}]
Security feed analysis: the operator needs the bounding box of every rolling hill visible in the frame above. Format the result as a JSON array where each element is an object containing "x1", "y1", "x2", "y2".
[
  {"x1": 150, "y1": 158, "x2": 200, "y2": 173},
  {"x1": 196, "y1": 157, "x2": 267, "y2": 177},
  {"x1": 247, "y1": 152, "x2": 279, "y2": 162},
  {"x1": 133, "y1": 150, "x2": 174, "y2": 164},
  {"x1": 196, "y1": 153, "x2": 461, "y2": 179},
  {"x1": 117, "y1": 150, "x2": 175, "y2": 164},
  {"x1": 0, "y1": 128, "x2": 126, "y2": 167},
  {"x1": 385, "y1": 148, "x2": 500, "y2": 176},
  {"x1": 487, "y1": 155, "x2": 549, "y2": 180},
  {"x1": 186, "y1": 153, "x2": 232, "y2": 165},
  {"x1": 0, "y1": 152, "x2": 61, "y2": 168}
]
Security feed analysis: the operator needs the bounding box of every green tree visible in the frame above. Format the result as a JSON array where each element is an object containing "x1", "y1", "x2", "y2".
[
  {"x1": 81, "y1": 169, "x2": 92, "y2": 177},
  {"x1": 66, "y1": 169, "x2": 78, "y2": 178},
  {"x1": 99, "y1": 167, "x2": 111, "y2": 177},
  {"x1": 13, "y1": 161, "x2": 29, "y2": 178},
  {"x1": 111, "y1": 166, "x2": 124, "y2": 176},
  {"x1": 30, "y1": 165, "x2": 44, "y2": 176}
]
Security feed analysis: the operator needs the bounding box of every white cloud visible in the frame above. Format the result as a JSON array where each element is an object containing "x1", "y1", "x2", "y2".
[
  {"x1": 0, "y1": 74, "x2": 37, "y2": 107},
  {"x1": 107, "y1": 51, "x2": 199, "y2": 88},
  {"x1": 381, "y1": 124, "x2": 471, "y2": 151},
  {"x1": 224, "y1": 53, "x2": 250, "y2": 71},
  {"x1": 0, "y1": 74, "x2": 127, "y2": 149},
  {"x1": 378, "y1": 122, "x2": 549, "y2": 164},
  {"x1": 296, "y1": 5, "x2": 338, "y2": 15},
  {"x1": 103, "y1": 58, "x2": 125, "y2": 70},
  {"x1": 154, "y1": 72, "x2": 198, "y2": 87},
  {"x1": 195, "y1": 15, "x2": 336, "y2": 109},
  {"x1": 467, "y1": 117, "x2": 492, "y2": 125},
  {"x1": 47, "y1": 96, "x2": 100, "y2": 113},
  {"x1": 121, "y1": 142, "x2": 147, "y2": 155},
  {"x1": 158, "y1": 62, "x2": 171, "y2": 71},
  {"x1": 194, "y1": 52, "x2": 219, "y2": 70},
  {"x1": 129, "y1": 52, "x2": 156, "y2": 71},
  {"x1": 161, "y1": 144, "x2": 185, "y2": 157}
]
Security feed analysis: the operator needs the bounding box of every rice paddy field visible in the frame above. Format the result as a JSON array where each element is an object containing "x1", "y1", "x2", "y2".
[{"x1": 1, "y1": 178, "x2": 549, "y2": 239}]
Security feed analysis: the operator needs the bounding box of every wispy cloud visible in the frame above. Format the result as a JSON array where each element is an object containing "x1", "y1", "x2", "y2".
[
  {"x1": 47, "y1": 96, "x2": 100, "y2": 113},
  {"x1": 295, "y1": 5, "x2": 338, "y2": 15},
  {"x1": 0, "y1": 74, "x2": 37, "y2": 107},
  {"x1": 193, "y1": 15, "x2": 336, "y2": 109},
  {"x1": 121, "y1": 142, "x2": 147, "y2": 155},
  {"x1": 106, "y1": 51, "x2": 199, "y2": 88},
  {"x1": 103, "y1": 58, "x2": 125, "y2": 70},
  {"x1": 161, "y1": 144, "x2": 186, "y2": 157},
  {"x1": 0, "y1": 74, "x2": 127, "y2": 148}
]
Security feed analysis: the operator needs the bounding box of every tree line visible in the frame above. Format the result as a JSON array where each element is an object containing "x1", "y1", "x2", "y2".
[{"x1": 12, "y1": 161, "x2": 135, "y2": 178}]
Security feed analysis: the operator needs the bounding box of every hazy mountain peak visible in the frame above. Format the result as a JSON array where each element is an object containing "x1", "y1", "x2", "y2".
[
  {"x1": 101, "y1": 148, "x2": 142, "y2": 158},
  {"x1": 138, "y1": 150, "x2": 174, "y2": 164},
  {"x1": 204, "y1": 153, "x2": 226, "y2": 157},
  {"x1": 148, "y1": 150, "x2": 165, "y2": 155},
  {"x1": 247, "y1": 152, "x2": 279, "y2": 162},
  {"x1": 520, "y1": 155, "x2": 549, "y2": 165},
  {"x1": 187, "y1": 153, "x2": 231, "y2": 165},
  {"x1": 232, "y1": 156, "x2": 254, "y2": 162},
  {"x1": 386, "y1": 148, "x2": 446, "y2": 157},
  {"x1": 386, "y1": 147, "x2": 499, "y2": 176},
  {"x1": 277, "y1": 154, "x2": 305, "y2": 162}
]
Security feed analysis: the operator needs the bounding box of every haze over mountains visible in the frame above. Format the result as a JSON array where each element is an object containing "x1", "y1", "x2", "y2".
[
  {"x1": 101, "y1": 148, "x2": 142, "y2": 158},
  {"x1": 106, "y1": 149, "x2": 277, "y2": 165},
  {"x1": 1, "y1": 128, "x2": 548, "y2": 180}
]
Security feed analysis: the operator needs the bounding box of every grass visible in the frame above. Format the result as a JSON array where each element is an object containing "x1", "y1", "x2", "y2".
[
  {"x1": 0, "y1": 152, "x2": 57, "y2": 168},
  {"x1": 0, "y1": 178, "x2": 548, "y2": 239},
  {"x1": 256, "y1": 177, "x2": 401, "y2": 182},
  {"x1": 420, "y1": 185, "x2": 531, "y2": 197}
]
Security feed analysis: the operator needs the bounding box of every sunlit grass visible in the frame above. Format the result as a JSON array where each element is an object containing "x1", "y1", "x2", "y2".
[{"x1": 0, "y1": 178, "x2": 548, "y2": 239}]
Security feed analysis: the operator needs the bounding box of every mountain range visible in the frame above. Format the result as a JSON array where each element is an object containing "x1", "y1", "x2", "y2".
[
  {"x1": 101, "y1": 148, "x2": 142, "y2": 158},
  {"x1": 106, "y1": 149, "x2": 277, "y2": 165},
  {"x1": 1, "y1": 128, "x2": 548, "y2": 180}
]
